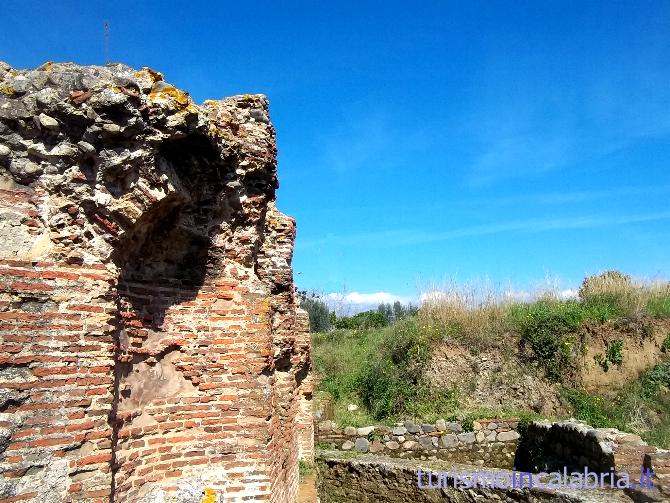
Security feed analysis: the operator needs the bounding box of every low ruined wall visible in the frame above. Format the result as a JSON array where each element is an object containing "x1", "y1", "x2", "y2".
[
  {"x1": 316, "y1": 418, "x2": 520, "y2": 468},
  {"x1": 517, "y1": 420, "x2": 670, "y2": 498},
  {"x1": 0, "y1": 62, "x2": 311, "y2": 503},
  {"x1": 316, "y1": 452, "x2": 612, "y2": 502}
]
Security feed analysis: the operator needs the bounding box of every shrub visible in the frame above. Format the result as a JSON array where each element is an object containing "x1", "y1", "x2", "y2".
[
  {"x1": 663, "y1": 334, "x2": 670, "y2": 352},
  {"x1": 461, "y1": 417, "x2": 474, "y2": 432},
  {"x1": 640, "y1": 361, "x2": 670, "y2": 398},
  {"x1": 298, "y1": 290, "x2": 331, "y2": 332},
  {"x1": 298, "y1": 460, "x2": 312, "y2": 480},
  {"x1": 595, "y1": 339, "x2": 625, "y2": 371},
  {"x1": 607, "y1": 339, "x2": 624, "y2": 365},
  {"x1": 356, "y1": 318, "x2": 442, "y2": 419},
  {"x1": 507, "y1": 300, "x2": 585, "y2": 381},
  {"x1": 594, "y1": 353, "x2": 608, "y2": 371}
]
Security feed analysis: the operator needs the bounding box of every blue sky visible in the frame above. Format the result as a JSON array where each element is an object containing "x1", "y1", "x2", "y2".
[{"x1": 3, "y1": 1, "x2": 669, "y2": 305}]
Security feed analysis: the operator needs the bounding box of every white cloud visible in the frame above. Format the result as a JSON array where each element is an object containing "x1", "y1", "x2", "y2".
[
  {"x1": 558, "y1": 288, "x2": 579, "y2": 300},
  {"x1": 324, "y1": 291, "x2": 413, "y2": 315},
  {"x1": 502, "y1": 289, "x2": 534, "y2": 303},
  {"x1": 418, "y1": 291, "x2": 449, "y2": 303}
]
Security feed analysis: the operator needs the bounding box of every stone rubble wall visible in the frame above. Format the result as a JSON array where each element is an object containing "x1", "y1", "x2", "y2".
[
  {"x1": 316, "y1": 451, "x2": 640, "y2": 503},
  {"x1": 316, "y1": 418, "x2": 520, "y2": 468},
  {"x1": 0, "y1": 61, "x2": 311, "y2": 503},
  {"x1": 517, "y1": 420, "x2": 670, "y2": 499}
]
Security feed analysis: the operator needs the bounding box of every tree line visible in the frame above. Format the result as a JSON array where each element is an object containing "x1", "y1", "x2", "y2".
[{"x1": 297, "y1": 290, "x2": 418, "y2": 332}]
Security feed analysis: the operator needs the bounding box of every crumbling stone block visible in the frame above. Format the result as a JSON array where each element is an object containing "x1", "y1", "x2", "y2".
[{"x1": 0, "y1": 61, "x2": 311, "y2": 502}]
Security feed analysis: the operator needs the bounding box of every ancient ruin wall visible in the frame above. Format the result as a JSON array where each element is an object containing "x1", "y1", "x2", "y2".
[
  {"x1": 0, "y1": 62, "x2": 311, "y2": 502},
  {"x1": 316, "y1": 418, "x2": 520, "y2": 468},
  {"x1": 516, "y1": 420, "x2": 669, "y2": 499},
  {"x1": 316, "y1": 453, "x2": 616, "y2": 503}
]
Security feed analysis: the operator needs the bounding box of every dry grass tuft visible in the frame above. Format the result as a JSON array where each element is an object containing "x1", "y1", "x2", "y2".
[{"x1": 418, "y1": 272, "x2": 670, "y2": 352}]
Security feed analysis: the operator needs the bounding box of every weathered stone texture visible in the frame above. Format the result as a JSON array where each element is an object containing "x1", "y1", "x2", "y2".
[{"x1": 0, "y1": 61, "x2": 311, "y2": 502}]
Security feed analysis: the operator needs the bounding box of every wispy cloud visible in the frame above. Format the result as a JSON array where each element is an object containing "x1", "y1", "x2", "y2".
[
  {"x1": 481, "y1": 185, "x2": 670, "y2": 206},
  {"x1": 319, "y1": 110, "x2": 392, "y2": 173},
  {"x1": 465, "y1": 41, "x2": 670, "y2": 186},
  {"x1": 300, "y1": 211, "x2": 670, "y2": 249},
  {"x1": 292, "y1": 185, "x2": 670, "y2": 218},
  {"x1": 316, "y1": 105, "x2": 436, "y2": 174},
  {"x1": 470, "y1": 134, "x2": 572, "y2": 186},
  {"x1": 326, "y1": 291, "x2": 410, "y2": 304}
]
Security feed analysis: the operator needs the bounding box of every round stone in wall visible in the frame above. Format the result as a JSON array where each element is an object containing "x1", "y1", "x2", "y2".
[{"x1": 354, "y1": 438, "x2": 370, "y2": 453}]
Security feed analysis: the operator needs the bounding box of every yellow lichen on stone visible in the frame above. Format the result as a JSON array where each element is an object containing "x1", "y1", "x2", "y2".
[
  {"x1": 134, "y1": 68, "x2": 165, "y2": 93},
  {"x1": 201, "y1": 488, "x2": 217, "y2": 503},
  {"x1": 0, "y1": 83, "x2": 14, "y2": 96},
  {"x1": 135, "y1": 67, "x2": 164, "y2": 83},
  {"x1": 208, "y1": 123, "x2": 223, "y2": 137},
  {"x1": 39, "y1": 61, "x2": 54, "y2": 72},
  {"x1": 148, "y1": 84, "x2": 193, "y2": 110}
]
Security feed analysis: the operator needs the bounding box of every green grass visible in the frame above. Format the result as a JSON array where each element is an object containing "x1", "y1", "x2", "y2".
[
  {"x1": 505, "y1": 297, "x2": 631, "y2": 381},
  {"x1": 298, "y1": 460, "x2": 313, "y2": 481},
  {"x1": 312, "y1": 328, "x2": 383, "y2": 402},
  {"x1": 561, "y1": 389, "x2": 616, "y2": 428},
  {"x1": 314, "y1": 318, "x2": 459, "y2": 422},
  {"x1": 355, "y1": 318, "x2": 442, "y2": 419},
  {"x1": 647, "y1": 295, "x2": 670, "y2": 318},
  {"x1": 662, "y1": 333, "x2": 670, "y2": 352},
  {"x1": 563, "y1": 360, "x2": 670, "y2": 448}
]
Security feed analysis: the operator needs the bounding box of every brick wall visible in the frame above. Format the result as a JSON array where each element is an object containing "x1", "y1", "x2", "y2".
[
  {"x1": 646, "y1": 450, "x2": 670, "y2": 494},
  {"x1": 0, "y1": 258, "x2": 116, "y2": 502},
  {"x1": 295, "y1": 310, "x2": 314, "y2": 464}
]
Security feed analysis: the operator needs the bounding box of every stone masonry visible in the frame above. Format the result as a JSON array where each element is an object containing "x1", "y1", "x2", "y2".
[
  {"x1": 316, "y1": 420, "x2": 670, "y2": 502},
  {"x1": 0, "y1": 62, "x2": 312, "y2": 502},
  {"x1": 516, "y1": 420, "x2": 669, "y2": 500},
  {"x1": 316, "y1": 418, "x2": 520, "y2": 468},
  {"x1": 316, "y1": 452, "x2": 643, "y2": 503}
]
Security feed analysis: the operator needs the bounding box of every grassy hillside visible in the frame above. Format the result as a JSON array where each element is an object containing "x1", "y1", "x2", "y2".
[{"x1": 311, "y1": 272, "x2": 670, "y2": 447}]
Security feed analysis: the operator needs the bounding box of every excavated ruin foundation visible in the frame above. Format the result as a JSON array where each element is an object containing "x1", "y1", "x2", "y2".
[
  {"x1": 316, "y1": 420, "x2": 670, "y2": 502},
  {"x1": 0, "y1": 62, "x2": 312, "y2": 502}
]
